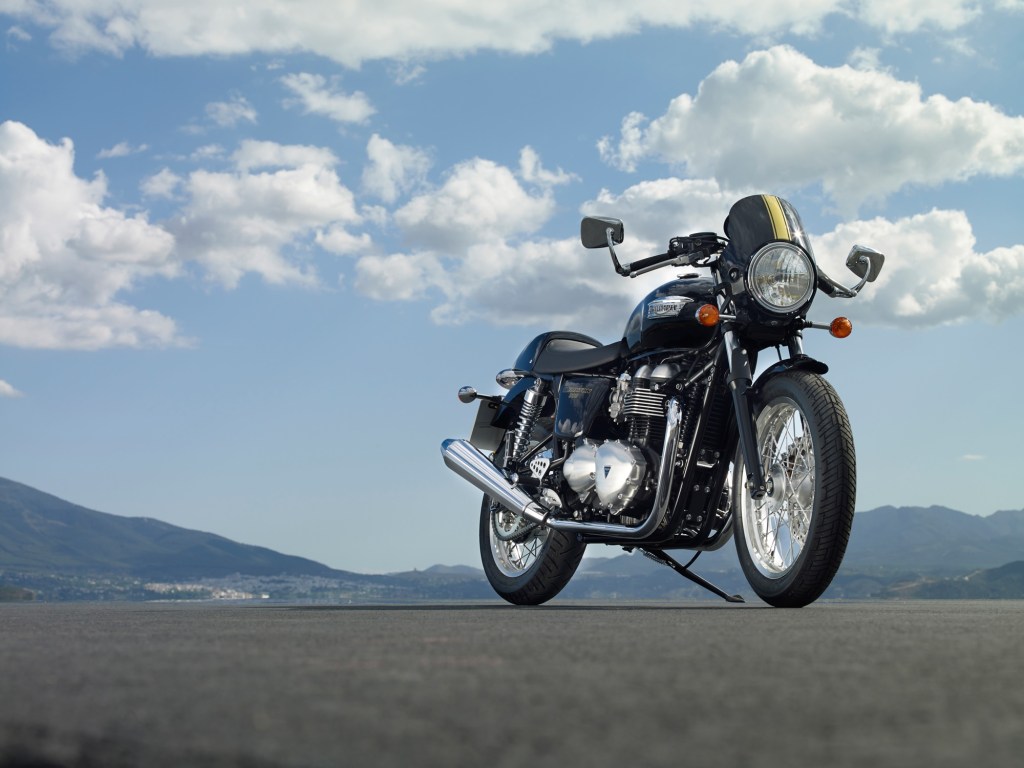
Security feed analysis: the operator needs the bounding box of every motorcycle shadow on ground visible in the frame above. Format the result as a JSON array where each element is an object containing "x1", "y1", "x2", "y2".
[{"x1": 287, "y1": 602, "x2": 770, "y2": 612}]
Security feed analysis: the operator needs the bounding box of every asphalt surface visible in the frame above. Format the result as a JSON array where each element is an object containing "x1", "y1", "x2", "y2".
[{"x1": 0, "y1": 600, "x2": 1022, "y2": 767}]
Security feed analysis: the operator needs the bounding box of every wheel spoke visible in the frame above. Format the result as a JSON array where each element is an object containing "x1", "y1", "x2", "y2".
[{"x1": 741, "y1": 398, "x2": 818, "y2": 579}]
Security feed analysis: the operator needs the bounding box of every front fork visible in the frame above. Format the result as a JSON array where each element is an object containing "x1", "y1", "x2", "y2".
[
  {"x1": 722, "y1": 326, "x2": 768, "y2": 500},
  {"x1": 716, "y1": 287, "x2": 768, "y2": 501}
]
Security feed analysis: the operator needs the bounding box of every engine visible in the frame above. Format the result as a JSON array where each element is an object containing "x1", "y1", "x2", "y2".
[{"x1": 561, "y1": 363, "x2": 680, "y2": 515}]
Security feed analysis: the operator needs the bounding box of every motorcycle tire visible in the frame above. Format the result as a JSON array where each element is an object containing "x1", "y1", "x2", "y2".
[
  {"x1": 479, "y1": 437, "x2": 585, "y2": 606},
  {"x1": 733, "y1": 371, "x2": 855, "y2": 607}
]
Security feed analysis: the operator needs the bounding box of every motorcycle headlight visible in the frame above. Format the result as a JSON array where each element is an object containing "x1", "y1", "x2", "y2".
[{"x1": 747, "y1": 242, "x2": 815, "y2": 312}]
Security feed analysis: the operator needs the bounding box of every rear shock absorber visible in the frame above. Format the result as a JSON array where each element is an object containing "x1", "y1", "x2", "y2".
[{"x1": 510, "y1": 380, "x2": 548, "y2": 462}]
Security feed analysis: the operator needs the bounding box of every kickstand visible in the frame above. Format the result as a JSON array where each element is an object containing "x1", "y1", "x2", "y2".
[{"x1": 639, "y1": 548, "x2": 745, "y2": 603}]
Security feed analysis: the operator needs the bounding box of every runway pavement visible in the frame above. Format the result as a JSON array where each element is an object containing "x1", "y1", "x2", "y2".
[{"x1": 1, "y1": 600, "x2": 1022, "y2": 767}]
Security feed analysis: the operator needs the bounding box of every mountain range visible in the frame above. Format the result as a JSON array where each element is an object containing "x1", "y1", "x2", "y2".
[{"x1": 2, "y1": 475, "x2": 1023, "y2": 601}]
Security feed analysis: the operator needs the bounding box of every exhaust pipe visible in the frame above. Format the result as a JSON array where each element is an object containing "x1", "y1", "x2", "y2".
[
  {"x1": 440, "y1": 439, "x2": 549, "y2": 524},
  {"x1": 440, "y1": 398, "x2": 682, "y2": 540}
]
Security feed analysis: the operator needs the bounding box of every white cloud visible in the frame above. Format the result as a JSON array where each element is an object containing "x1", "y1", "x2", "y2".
[
  {"x1": 0, "y1": 379, "x2": 23, "y2": 397},
  {"x1": 352, "y1": 161, "x2": 1024, "y2": 331},
  {"x1": 600, "y1": 45, "x2": 1024, "y2": 213},
  {"x1": 205, "y1": 95, "x2": 257, "y2": 128},
  {"x1": 518, "y1": 146, "x2": 576, "y2": 189},
  {"x1": 583, "y1": 177, "x2": 743, "y2": 246},
  {"x1": 4, "y1": 1, "x2": 1010, "y2": 65},
  {"x1": 857, "y1": 0, "x2": 981, "y2": 34},
  {"x1": 362, "y1": 134, "x2": 432, "y2": 204},
  {"x1": 355, "y1": 161, "x2": 694, "y2": 334},
  {"x1": 813, "y1": 208, "x2": 1024, "y2": 327},
  {"x1": 280, "y1": 72, "x2": 375, "y2": 124},
  {"x1": 168, "y1": 141, "x2": 363, "y2": 288},
  {"x1": 140, "y1": 167, "x2": 182, "y2": 199},
  {"x1": 6, "y1": 24, "x2": 31, "y2": 43},
  {"x1": 231, "y1": 139, "x2": 338, "y2": 172},
  {"x1": 0, "y1": 120, "x2": 183, "y2": 350},
  {"x1": 393, "y1": 156, "x2": 554, "y2": 252},
  {"x1": 847, "y1": 46, "x2": 883, "y2": 70},
  {"x1": 98, "y1": 141, "x2": 148, "y2": 159},
  {"x1": 316, "y1": 226, "x2": 373, "y2": 256}
]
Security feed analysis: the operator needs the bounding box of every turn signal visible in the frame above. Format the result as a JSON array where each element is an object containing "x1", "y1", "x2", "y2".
[
  {"x1": 830, "y1": 317, "x2": 853, "y2": 338},
  {"x1": 696, "y1": 304, "x2": 720, "y2": 327}
]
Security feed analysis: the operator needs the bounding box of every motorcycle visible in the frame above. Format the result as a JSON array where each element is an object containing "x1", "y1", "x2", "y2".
[{"x1": 441, "y1": 195, "x2": 884, "y2": 607}]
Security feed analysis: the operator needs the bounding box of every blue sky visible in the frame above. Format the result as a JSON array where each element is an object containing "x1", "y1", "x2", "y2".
[{"x1": 1, "y1": 1, "x2": 1023, "y2": 573}]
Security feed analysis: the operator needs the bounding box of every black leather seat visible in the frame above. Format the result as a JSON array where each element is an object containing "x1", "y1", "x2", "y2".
[{"x1": 533, "y1": 338, "x2": 625, "y2": 374}]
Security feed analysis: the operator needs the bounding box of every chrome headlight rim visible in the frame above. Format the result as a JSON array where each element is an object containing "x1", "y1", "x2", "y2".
[{"x1": 746, "y1": 241, "x2": 815, "y2": 314}]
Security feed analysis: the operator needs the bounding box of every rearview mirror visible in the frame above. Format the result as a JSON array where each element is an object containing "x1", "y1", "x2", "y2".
[
  {"x1": 845, "y1": 244, "x2": 885, "y2": 283},
  {"x1": 581, "y1": 216, "x2": 624, "y2": 249}
]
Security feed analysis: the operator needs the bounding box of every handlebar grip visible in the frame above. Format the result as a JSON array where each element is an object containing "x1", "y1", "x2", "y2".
[{"x1": 628, "y1": 251, "x2": 675, "y2": 273}]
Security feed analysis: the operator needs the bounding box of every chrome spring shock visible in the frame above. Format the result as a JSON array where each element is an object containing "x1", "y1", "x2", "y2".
[{"x1": 509, "y1": 381, "x2": 548, "y2": 463}]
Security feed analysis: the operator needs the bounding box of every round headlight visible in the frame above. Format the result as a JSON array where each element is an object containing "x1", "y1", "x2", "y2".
[{"x1": 748, "y1": 242, "x2": 815, "y2": 312}]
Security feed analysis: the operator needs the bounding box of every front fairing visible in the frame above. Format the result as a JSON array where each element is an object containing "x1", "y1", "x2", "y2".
[{"x1": 719, "y1": 195, "x2": 818, "y2": 346}]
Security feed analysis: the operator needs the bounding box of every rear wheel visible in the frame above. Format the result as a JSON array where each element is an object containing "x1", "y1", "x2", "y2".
[
  {"x1": 479, "y1": 437, "x2": 585, "y2": 605},
  {"x1": 733, "y1": 371, "x2": 855, "y2": 607}
]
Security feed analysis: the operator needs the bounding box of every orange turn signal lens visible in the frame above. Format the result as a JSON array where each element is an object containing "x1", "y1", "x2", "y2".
[
  {"x1": 696, "y1": 304, "x2": 720, "y2": 327},
  {"x1": 830, "y1": 317, "x2": 853, "y2": 338}
]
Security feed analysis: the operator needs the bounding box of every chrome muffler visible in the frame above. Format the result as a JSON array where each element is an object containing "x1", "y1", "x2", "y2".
[
  {"x1": 440, "y1": 398, "x2": 683, "y2": 540},
  {"x1": 440, "y1": 438, "x2": 549, "y2": 525}
]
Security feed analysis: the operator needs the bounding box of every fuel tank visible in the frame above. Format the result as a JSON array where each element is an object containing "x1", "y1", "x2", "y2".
[{"x1": 623, "y1": 275, "x2": 716, "y2": 355}]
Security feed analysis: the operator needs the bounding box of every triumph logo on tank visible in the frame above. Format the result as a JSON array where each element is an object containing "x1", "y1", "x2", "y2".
[{"x1": 646, "y1": 296, "x2": 692, "y2": 320}]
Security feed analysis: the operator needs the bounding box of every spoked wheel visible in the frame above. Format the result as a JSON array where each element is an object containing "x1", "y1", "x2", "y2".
[
  {"x1": 479, "y1": 440, "x2": 585, "y2": 605},
  {"x1": 733, "y1": 371, "x2": 856, "y2": 607}
]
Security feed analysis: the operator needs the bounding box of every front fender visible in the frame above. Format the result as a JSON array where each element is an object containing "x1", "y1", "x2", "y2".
[{"x1": 750, "y1": 354, "x2": 828, "y2": 400}]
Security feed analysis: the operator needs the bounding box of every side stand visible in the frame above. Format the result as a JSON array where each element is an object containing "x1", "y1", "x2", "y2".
[{"x1": 638, "y1": 548, "x2": 745, "y2": 603}]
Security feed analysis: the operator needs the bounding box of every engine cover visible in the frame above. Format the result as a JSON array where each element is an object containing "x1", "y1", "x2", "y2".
[
  {"x1": 594, "y1": 441, "x2": 647, "y2": 512},
  {"x1": 563, "y1": 440, "x2": 598, "y2": 495}
]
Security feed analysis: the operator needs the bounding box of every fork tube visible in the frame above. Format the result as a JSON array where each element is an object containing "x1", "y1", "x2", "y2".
[{"x1": 716, "y1": 287, "x2": 767, "y2": 500}]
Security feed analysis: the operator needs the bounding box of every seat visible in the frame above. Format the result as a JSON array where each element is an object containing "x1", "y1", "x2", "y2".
[{"x1": 533, "y1": 338, "x2": 625, "y2": 374}]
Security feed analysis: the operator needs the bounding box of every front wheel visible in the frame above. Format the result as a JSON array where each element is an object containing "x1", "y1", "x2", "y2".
[{"x1": 733, "y1": 371, "x2": 856, "y2": 607}]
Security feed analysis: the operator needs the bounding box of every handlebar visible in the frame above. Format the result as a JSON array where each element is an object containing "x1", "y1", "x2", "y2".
[
  {"x1": 618, "y1": 232, "x2": 726, "y2": 278},
  {"x1": 627, "y1": 251, "x2": 678, "y2": 274}
]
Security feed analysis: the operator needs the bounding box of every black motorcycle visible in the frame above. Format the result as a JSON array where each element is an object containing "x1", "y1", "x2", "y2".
[{"x1": 441, "y1": 195, "x2": 884, "y2": 607}]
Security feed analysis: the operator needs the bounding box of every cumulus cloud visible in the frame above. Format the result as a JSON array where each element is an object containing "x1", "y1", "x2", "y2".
[
  {"x1": 393, "y1": 156, "x2": 555, "y2": 252},
  {"x1": 0, "y1": 379, "x2": 24, "y2": 397},
  {"x1": 362, "y1": 134, "x2": 432, "y2": 204},
  {"x1": 167, "y1": 141, "x2": 363, "y2": 288},
  {"x1": 2, "y1": 1, "x2": 1007, "y2": 65},
  {"x1": 355, "y1": 157, "x2": 696, "y2": 334},
  {"x1": 280, "y1": 72, "x2": 375, "y2": 124},
  {"x1": 97, "y1": 141, "x2": 148, "y2": 159},
  {"x1": 599, "y1": 46, "x2": 1024, "y2": 213},
  {"x1": 231, "y1": 139, "x2": 338, "y2": 172},
  {"x1": 352, "y1": 160, "x2": 1024, "y2": 333},
  {"x1": 812, "y1": 208, "x2": 1024, "y2": 327},
  {"x1": 204, "y1": 94, "x2": 258, "y2": 128},
  {"x1": 0, "y1": 120, "x2": 182, "y2": 350},
  {"x1": 518, "y1": 146, "x2": 576, "y2": 189},
  {"x1": 140, "y1": 168, "x2": 183, "y2": 199}
]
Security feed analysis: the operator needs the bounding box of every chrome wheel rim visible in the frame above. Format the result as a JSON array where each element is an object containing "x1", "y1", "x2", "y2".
[
  {"x1": 488, "y1": 501, "x2": 551, "y2": 577},
  {"x1": 739, "y1": 397, "x2": 816, "y2": 579}
]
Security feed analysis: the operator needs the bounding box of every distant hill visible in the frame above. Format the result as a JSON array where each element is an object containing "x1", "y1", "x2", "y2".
[
  {"x1": 875, "y1": 561, "x2": 1024, "y2": 599},
  {"x1": 843, "y1": 505, "x2": 1024, "y2": 572},
  {"x1": 0, "y1": 477, "x2": 356, "y2": 581},
  {"x1": 3, "y1": 474, "x2": 1023, "y2": 601}
]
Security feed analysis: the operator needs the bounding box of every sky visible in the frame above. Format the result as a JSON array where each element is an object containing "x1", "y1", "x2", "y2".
[{"x1": 1, "y1": 1, "x2": 1023, "y2": 574}]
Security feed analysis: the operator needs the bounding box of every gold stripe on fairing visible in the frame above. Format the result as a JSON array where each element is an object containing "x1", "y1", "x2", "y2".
[{"x1": 762, "y1": 195, "x2": 791, "y2": 241}]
